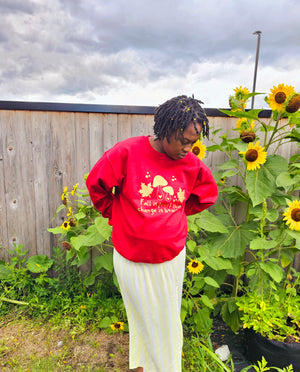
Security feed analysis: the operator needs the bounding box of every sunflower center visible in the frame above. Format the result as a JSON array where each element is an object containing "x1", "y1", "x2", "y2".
[
  {"x1": 114, "y1": 323, "x2": 121, "y2": 329},
  {"x1": 245, "y1": 149, "x2": 258, "y2": 162},
  {"x1": 291, "y1": 208, "x2": 300, "y2": 222},
  {"x1": 192, "y1": 146, "x2": 200, "y2": 156},
  {"x1": 192, "y1": 262, "x2": 199, "y2": 268},
  {"x1": 275, "y1": 92, "x2": 286, "y2": 104}
]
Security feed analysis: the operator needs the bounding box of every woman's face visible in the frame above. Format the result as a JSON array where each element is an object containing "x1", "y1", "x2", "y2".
[{"x1": 161, "y1": 122, "x2": 202, "y2": 160}]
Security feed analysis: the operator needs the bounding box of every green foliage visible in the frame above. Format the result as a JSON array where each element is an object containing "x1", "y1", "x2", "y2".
[
  {"x1": 185, "y1": 85, "x2": 300, "y2": 336},
  {"x1": 251, "y1": 356, "x2": 294, "y2": 372},
  {"x1": 0, "y1": 246, "x2": 125, "y2": 332},
  {"x1": 236, "y1": 273, "x2": 300, "y2": 343},
  {"x1": 47, "y1": 181, "x2": 114, "y2": 288}
]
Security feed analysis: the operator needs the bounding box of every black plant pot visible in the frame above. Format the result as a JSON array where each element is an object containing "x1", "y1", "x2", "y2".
[{"x1": 245, "y1": 328, "x2": 300, "y2": 371}]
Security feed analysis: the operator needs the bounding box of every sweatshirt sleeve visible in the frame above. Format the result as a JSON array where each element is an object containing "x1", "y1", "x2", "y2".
[
  {"x1": 184, "y1": 164, "x2": 218, "y2": 216},
  {"x1": 86, "y1": 151, "x2": 123, "y2": 219}
]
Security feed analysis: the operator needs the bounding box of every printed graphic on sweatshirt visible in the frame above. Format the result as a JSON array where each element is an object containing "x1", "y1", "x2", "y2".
[{"x1": 138, "y1": 173, "x2": 185, "y2": 215}]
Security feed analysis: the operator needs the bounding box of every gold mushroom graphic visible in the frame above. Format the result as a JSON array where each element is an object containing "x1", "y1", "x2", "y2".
[{"x1": 153, "y1": 175, "x2": 174, "y2": 201}]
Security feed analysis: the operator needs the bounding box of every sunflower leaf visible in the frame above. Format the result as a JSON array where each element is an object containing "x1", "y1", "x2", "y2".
[
  {"x1": 219, "y1": 109, "x2": 262, "y2": 120},
  {"x1": 276, "y1": 172, "x2": 300, "y2": 189},
  {"x1": 203, "y1": 256, "x2": 232, "y2": 270},
  {"x1": 259, "y1": 262, "x2": 284, "y2": 283},
  {"x1": 250, "y1": 237, "x2": 278, "y2": 250},
  {"x1": 204, "y1": 276, "x2": 220, "y2": 288},
  {"x1": 196, "y1": 209, "x2": 228, "y2": 233},
  {"x1": 26, "y1": 255, "x2": 54, "y2": 273},
  {"x1": 264, "y1": 154, "x2": 289, "y2": 178},
  {"x1": 70, "y1": 225, "x2": 107, "y2": 250},
  {"x1": 210, "y1": 221, "x2": 257, "y2": 258},
  {"x1": 246, "y1": 167, "x2": 274, "y2": 206},
  {"x1": 218, "y1": 159, "x2": 238, "y2": 170},
  {"x1": 93, "y1": 252, "x2": 113, "y2": 273}
]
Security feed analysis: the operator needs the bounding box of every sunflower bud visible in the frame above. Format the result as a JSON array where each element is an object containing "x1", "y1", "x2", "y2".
[
  {"x1": 69, "y1": 218, "x2": 77, "y2": 227},
  {"x1": 240, "y1": 131, "x2": 256, "y2": 143},
  {"x1": 62, "y1": 241, "x2": 71, "y2": 251},
  {"x1": 286, "y1": 94, "x2": 300, "y2": 113}
]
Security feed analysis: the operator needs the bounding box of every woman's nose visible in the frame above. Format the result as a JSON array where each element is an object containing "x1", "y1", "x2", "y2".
[{"x1": 183, "y1": 143, "x2": 193, "y2": 152}]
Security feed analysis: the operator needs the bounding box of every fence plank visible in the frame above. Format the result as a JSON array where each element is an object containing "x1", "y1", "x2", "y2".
[
  {"x1": 0, "y1": 111, "x2": 8, "y2": 261},
  {"x1": 26, "y1": 111, "x2": 52, "y2": 256}
]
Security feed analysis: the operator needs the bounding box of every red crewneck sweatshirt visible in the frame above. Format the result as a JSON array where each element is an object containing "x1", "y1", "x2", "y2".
[{"x1": 86, "y1": 136, "x2": 218, "y2": 263}]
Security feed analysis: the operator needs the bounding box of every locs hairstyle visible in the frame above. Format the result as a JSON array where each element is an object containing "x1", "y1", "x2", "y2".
[{"x1": 153, "y1": 95, "x2": 209, "y2": 141}]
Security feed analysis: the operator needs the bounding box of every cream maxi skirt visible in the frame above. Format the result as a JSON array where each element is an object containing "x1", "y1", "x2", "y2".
[{"x1": 113, "y1": 247, "x2": 186, "y2": 372}]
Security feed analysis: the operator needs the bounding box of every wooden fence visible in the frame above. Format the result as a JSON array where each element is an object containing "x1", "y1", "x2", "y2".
[{"x1": 0, "y1": 101, "x2": 299, "y2": 270}]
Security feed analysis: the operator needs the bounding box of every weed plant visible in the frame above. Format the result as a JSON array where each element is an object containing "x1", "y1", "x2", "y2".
[{"x1": 0, "y1": 244, "x2": 125, "y2": 333}]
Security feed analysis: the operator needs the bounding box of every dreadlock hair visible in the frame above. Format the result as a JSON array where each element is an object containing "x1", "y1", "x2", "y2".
[{"x1": 153, "y1": 95, "x2": 209, "y2": 142}]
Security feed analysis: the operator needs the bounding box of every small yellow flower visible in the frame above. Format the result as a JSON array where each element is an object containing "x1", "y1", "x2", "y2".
[
  {"x1": 260, "y1": 300, "x2": 266, "y2": 311},
  {"x1": 110, "y1": 322, "x2": 124, "y2": 331},
  {"x1": 61, "y1": 220, "x2": 71, "y2": 231},
  {"x1": 240, "y1": 141, "x2": 267, "y2": 171},
  {"x1": 67, "y1": 207, "x2": 72, "y2": 216},
  {"x1": 80, "y1": 305, "x2": 86, "y2": 309},
  {"x1": 191, "y1": 140, "x2": 206, "y2": 160},
  {"x1": 187, "y1": 259, "x2": 204, "y2": 274},
  {"x1": 61, "y1": 186, "x2": 68, "y2": 201},
  {"x1": 283, "y1": 199, "x2": 300, "y2": 231},
  {"x1": 266, "y1": 83, "x2": 295, "y2": 112},
  {"x1": 71, "y1": 183, "x2": 79, "y2": 195}
]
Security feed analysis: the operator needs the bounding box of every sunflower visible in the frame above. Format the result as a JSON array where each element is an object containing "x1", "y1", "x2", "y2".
[
  {"x1": 61, "y1": 220, "x2": 71, "y2": 231},
  {"x1": 110, "y1": 322, "x2": 124, "y2": 331},
  {"x1": 283, "y1": 199, "x2": 300, "y2": 231},
  {"x1": 240, "y1": 141, "x2": 267, "y2": 171},
  {"x1": 191, "y1": 140, "x2": 206, "y2": 160},
  {"x1": 236, "y1": 118, "x2": 255, "y2": 133},
  {"x1": 187, "y1": 259, "x2": 204, "y2": 274},
  {"x1": 234, "y1": 86, "x2": 250, "y2": 101},
  {"x1": 61, "y1": 186, "x2": 68, "y2": 201},
  {"x1": 266, "y1": 84, "x2": 295, "y2": 112}
]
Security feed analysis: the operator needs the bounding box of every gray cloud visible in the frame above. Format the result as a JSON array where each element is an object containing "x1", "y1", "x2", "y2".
[{"x1": 0, "y1": 0, "x2": 300, "y2": 106}]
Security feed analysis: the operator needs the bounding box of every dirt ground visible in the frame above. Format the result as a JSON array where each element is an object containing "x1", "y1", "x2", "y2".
[{"x1": 0, "y1": 318, "x2": 134, "y2": 371}]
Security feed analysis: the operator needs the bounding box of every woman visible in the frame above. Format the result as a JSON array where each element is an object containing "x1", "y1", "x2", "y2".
[{"x1": 86, "y1": 95, "x2": 218, "y2": 372}]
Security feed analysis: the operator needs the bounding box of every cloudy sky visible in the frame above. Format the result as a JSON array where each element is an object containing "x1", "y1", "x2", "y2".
[{"x1": 1, "y1": 0, "x2": 300, "y2": 109}]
